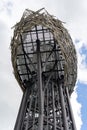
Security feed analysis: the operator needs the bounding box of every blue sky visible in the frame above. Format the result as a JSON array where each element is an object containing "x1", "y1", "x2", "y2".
[
  {"x1": 0, "y1": 0, "x2": 87, "y2": 130},
  {"x1": 77, "y1": 82, "x2": 87, "y2": 130}
]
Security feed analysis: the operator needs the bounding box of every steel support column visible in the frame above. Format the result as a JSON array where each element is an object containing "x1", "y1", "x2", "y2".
[
  {"x1": 36, "y1": 39, "x2": 44, "y2": 130},
  {"x1": 14, "y1": 87, "x2": 30, "y2": 130},
  {"x1": 59, "y1": 84, "x2": 68, "y2": 130},
  {"x1": 66, "y1": 87, "x2": 77, "y2": 130},
  {"x1": 52, "y1": 82, "x2": 56, "y2": 130}
]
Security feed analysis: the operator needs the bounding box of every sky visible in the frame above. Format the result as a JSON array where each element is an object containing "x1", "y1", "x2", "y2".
[{"x1": 0, "y1": 0, "x2": 87, "y2": 130}]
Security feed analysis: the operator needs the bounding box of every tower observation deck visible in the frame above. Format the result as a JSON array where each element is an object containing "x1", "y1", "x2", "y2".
[{"x1": 11, "y1": 8, "x2": 77, "y2": 130}]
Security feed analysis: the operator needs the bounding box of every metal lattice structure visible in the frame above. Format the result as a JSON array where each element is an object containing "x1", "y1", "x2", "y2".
[{"x1": 11, "y1": 8, "x2": 77, "y2": 130}]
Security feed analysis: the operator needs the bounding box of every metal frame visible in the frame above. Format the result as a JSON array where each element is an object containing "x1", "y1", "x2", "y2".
[{"x1": 14, "y1": 25, "x2": 76, "y2": 130}]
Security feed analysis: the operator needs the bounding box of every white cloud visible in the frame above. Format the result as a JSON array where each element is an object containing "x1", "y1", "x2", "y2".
[
  {"x1": 71, "y1": 87, "x2": 82, "y2": 130},
  {"x1": 0, "y1": 3, "x2": 22, "y2": 129},
  {"x1": 75, "y1": 40, "x2": 87, "y2": 84}
]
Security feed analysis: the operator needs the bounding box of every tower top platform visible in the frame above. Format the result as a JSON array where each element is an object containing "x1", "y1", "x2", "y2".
[{"x1": 11, "y1": 8, "x2": 77, "y2": 94}]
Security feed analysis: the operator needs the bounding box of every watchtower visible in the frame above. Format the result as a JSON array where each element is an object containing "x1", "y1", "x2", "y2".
[{"x1": 11, "y1": 8, "x2": 77, "y2": 130}]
